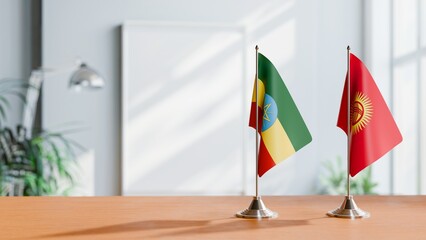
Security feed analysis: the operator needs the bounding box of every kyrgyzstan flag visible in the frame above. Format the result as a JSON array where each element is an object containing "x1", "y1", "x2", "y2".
[{"x1": 337, "y1": 53, "x2": 402, "y2": 177}]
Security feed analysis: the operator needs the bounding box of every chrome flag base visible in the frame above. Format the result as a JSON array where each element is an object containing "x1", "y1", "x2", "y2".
[
  {"x1": 327, "y1": 195, "x2": 370, "y2": 219},
  {"x1": 236, "y1": 196, "x2": 278, "y2": 219}
]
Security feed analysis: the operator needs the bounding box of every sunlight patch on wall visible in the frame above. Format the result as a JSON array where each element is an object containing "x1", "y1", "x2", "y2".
[
  {"x1": 393, "y1": 62, "x2": 418, "y2": 194},
  {"x1": 257, "y1": 19, "x2": 295, "y2": 68},
  {"x1": 241, "y1": 0, "x2": 294, "y2": 32}
]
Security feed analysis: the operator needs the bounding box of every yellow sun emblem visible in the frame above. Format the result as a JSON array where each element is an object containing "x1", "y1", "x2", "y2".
[{"x1": 351, "y1": 91, "x2": 373, "y2": 134}]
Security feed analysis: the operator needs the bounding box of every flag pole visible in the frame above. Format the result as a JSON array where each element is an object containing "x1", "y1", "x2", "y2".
[
  {"x1": 346, "y1": 45, "x2": 351, "y2": 198},
  {"x1": 326, "y1": 46, "x2": 369, "y2": 219},
  {"x1": 255, "y1": 45, "x2": 259, "y2": 198},
  {"x1": 236, "y1": 45, "x2": 277, "y2": 219}
]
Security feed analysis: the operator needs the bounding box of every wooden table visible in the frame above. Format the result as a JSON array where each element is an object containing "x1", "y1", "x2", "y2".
[{"x1": 1, "y1": 196, "x2": 425, "y2": 239}]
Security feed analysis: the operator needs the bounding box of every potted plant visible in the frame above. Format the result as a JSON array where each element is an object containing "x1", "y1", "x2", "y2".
[
  {"x1": 319, "y1": 156, "x2": 378, "y2": 195},
  {"x1": 0, "y1": 79, "x2": 80, "y2": 196}
]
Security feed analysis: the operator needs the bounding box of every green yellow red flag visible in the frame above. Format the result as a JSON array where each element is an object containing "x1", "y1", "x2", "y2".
[{"x1": 249, "y1": 53, "x2": 312, "y2": 177}]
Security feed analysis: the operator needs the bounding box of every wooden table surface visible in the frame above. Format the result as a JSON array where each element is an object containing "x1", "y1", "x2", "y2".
[{"x1": 1, "y1": 195, "x2": 426, "y2": 239}]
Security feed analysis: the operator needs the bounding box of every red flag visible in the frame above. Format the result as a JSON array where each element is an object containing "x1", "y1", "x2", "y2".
[{"x1": 337, "y1": 53, "x2": 402, "y2": 177}]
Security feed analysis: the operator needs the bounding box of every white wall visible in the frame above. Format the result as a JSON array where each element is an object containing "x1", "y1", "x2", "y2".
[
  {"x1": 364, "y1": 0, "x2": 393, "y2": 194},
  {"x1": 0, "y1": 0, "x2": 32, "y2": 127},
  {"x1": 365, "y1": 0, "x2": 426, "y2": 195},
  {"x1": 42, "y1": 0, "x2": 363, "y2": 195}
]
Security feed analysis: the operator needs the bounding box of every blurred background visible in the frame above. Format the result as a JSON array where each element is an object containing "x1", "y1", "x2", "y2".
[{"x1": 0, "y1": 0, "x2": 424, "y2": 196}]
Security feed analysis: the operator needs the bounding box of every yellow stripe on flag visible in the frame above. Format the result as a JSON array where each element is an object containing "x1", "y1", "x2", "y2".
[
  {"x1": 261, "y1": 120, "x2": 296, "y2": 163},
  {"x1": 252, "y1": 79, "x2": 265, "y2": 108}
]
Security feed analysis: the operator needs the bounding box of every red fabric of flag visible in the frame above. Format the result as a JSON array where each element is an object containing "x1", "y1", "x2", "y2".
[{"x1": 337, "y1": 53, "x2": 402, "y2": 177}]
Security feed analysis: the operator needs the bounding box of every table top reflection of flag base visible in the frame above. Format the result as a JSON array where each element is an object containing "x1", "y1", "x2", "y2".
[
  {"x1": 327, "y1": 195, "x2": 370, "y2": 219},
  {"x1": 236, "y1": 196, "x2": 277, "y2": 219}
]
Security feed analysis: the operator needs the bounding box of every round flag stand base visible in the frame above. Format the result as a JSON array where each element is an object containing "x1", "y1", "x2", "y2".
[
  {"x1": 236, "y1": 196, "x2": 278, "y2": 219},
  {"x1": 327, "y1": 195, "x2": 370, "y2": 219}
]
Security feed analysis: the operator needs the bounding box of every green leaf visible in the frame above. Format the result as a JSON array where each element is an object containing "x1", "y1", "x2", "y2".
[
  {"x1": 24, "y1": 174, "x2": 38, "y2": 194},
  {"x1": 0, "y1": 96, "x2": 11, "y2": 109},
  {"x1": 0, "y1": 105, "x2": 6, "y2": 122},
  {"x1": 7, "y1": 91, "x2": 27, "y2": 104},
  {"x1": 319, "y1": 157, "x2": 378, "y2": 195}
]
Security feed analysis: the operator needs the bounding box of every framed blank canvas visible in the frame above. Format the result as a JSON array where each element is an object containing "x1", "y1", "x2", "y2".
[{"x1": 121, "y1": 21, "x2": 248, "y2": 195}]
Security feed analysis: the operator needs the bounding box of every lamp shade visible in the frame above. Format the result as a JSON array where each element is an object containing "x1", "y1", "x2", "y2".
[{"x1": 69, "y1": 63, "x2": 104, "y2": 90}]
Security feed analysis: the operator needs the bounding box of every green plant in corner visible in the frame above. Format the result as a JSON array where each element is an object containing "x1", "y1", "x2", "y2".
[
  {"x1": 0, "y1": 79, "x2": 81, "y2": 196},
  {"x1": 319, "y1": 156, "x2": 378, "y2": 195}
]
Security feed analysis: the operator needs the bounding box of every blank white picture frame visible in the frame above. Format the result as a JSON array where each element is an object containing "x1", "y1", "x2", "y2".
[{"x1": 121, "y1": 21, "x2": 248, "y2": 195}]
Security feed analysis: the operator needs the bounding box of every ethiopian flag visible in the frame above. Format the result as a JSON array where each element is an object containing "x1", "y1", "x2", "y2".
[{"x1": 249, "y1": 53, "x2": 312, "y2": 177}]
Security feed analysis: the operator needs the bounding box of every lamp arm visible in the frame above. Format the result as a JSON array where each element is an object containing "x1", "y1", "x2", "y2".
[
  {"x1": 22, "y1": 71, "x2": 43, "y2": 137},
  {"x1": 22, "y1": 60, "x2": 104, "y2": 136},
  {"x1": 21, "y1": 61, "x2": 80, "y2": 136},
  {"x1": 34, "y1": 61, "x2": 80, "y2": 76}
]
